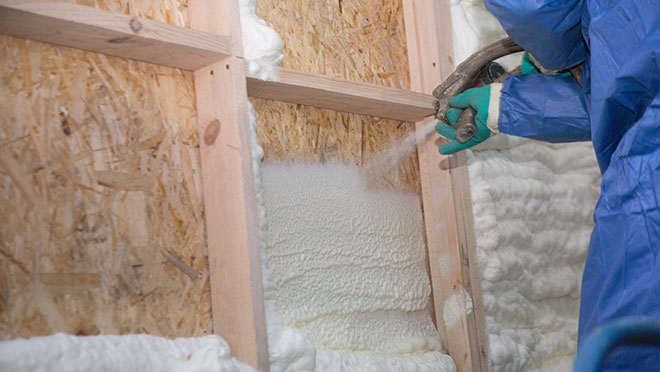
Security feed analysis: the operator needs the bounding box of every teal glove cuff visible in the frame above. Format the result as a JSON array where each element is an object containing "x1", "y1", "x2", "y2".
[
  {"x1": 522, "y1": 51, "x2": 572, "y2": 77},
  {"x1": 521, "y1": 52, "x2": 540, "y2": 74}
]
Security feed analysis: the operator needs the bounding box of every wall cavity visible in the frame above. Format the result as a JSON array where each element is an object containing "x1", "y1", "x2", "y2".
[{"x1": 258, "y1": 163, "x2": 455, "y2": 371}]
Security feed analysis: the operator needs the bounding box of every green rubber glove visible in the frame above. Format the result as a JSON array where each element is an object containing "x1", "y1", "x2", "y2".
[
  {"x1": 435, "y1": 84, "x2": 496, "y2": 155},
  {"x1": 521, "y1": 51, "x2": 571, "y2": 77}
]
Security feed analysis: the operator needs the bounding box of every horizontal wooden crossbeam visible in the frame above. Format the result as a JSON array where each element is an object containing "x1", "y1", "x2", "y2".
[
  {"x1": 0, "y1": 1, "x2": 436, "y2": 123},
  {"x1": 0, "y1": 0, "x2": 232, "y2": 70},
  {"x1": 246, "y1": 68, "x2": 436, "y2": 122}
]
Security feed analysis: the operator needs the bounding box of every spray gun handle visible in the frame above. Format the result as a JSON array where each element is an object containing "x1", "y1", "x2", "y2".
[
  {"x1": 454, "y1": 107, "x2": 477, "y2": 144},
  {"x1": 446, "y1": 61, "x2": 504, "y2": 144}
]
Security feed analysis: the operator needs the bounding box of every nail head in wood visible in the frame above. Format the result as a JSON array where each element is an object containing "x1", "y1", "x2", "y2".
[{"x1": 204, "y1": 120, "x2": 221, "y2": 146}]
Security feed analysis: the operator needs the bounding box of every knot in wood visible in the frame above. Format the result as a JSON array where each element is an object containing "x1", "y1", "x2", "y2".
[
  {"x1": 130, "y1": 18, "x2": 143, "y2": 33},
  {"x1": 204, "y1": 120, "x2": 221, "y2": 145}
]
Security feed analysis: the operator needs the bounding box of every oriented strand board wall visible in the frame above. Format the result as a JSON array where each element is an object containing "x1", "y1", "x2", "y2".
[
  {"x1": 0, "y1": 0, "x2": 420, "y2": 341},
  {"x1": 254, "y1": 0, "x2": 420, "y2": 192},
  {"x1": 0, "y1": 1, "x2": 212, "y2": 340}
]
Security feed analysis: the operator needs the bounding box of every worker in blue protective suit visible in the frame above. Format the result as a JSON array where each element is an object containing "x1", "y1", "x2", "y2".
[{"x1": 435, "y1": 1, "x2": 660, "y2": 370}]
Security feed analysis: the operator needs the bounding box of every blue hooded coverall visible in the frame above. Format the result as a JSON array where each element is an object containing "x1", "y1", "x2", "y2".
[{"x1": 484, "y1": 0, "x2": 660, "y2": 370}]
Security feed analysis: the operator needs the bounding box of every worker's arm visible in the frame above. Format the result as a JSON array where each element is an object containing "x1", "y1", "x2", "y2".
[
  {"x1": 436, "y1": 72, "x2": 590, "y2": 154},
  {"x1": 498, "y1": 72, "x2": 591, "y2": 142},
  {"x1": 485, "y1": 0, "x2": 585, "y2": 70}
]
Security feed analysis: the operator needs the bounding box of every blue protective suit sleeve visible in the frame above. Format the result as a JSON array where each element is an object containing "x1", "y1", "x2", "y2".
[
  {"x1": 589, "y1": 7, "x2": 660, "y2": 172},
  {"x1": 485, "y1": 0, "x2": 585, "y2": 70},
  {"x1": 498, "y1": 73, "x2": 591, "y2": 143}
]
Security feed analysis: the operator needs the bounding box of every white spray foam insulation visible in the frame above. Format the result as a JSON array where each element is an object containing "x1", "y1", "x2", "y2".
[
  {"x1": 0, "y1": 333, "x2": 254, "y2": 372},
  {"x1": 263, "y1": 164, "x2": 437, "y2": 352},
  {"x1": 239, "y1": 0, "x2": 284, "y2": 81},
  {"x1": 259, "y1": 163, "x2": 455, "y2": 371},
  {"x1": 450, "y1": 0, "x2": 521, "y2": 70},
  {"x1": 450, "y1": 2, "x2": 602, "y2": 370},
  {"x1": 468, "y1": 138, "x2": 599, "y2": 372},
  {"x1": 443, "y1": 288, "x2": 474, "y2": 331},
  {"x1": 262, "y1": 163, "x2": 435, "y2": 351}
]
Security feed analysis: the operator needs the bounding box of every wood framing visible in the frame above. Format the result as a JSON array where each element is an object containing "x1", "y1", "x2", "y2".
[
  {"x1": 0, "y1": 1, "x2": 436, "y2": 123},
  {"x1": 189, "y1": 1, "x2": 269, "y2": 371},
  {"x1": 0, "y1": 0, "x2": 232, "y2": 70},
  {"x1": 246, "y1": 67, "x2": 435, "y2": 122},
  {"x1": 1, "y1": 0, "x2": 487, "y2": 370},
  {"x1": 403, "y1": 0, "x2": 488, "y2": 371}
]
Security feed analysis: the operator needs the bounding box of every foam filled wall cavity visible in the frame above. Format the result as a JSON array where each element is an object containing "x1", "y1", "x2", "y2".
[{"x1": 259, "y1": 163, "x2": 455, "y2": 371}]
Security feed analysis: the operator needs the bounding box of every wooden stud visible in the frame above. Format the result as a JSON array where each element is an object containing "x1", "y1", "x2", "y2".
[
  {"x1": 402, "y1": 0, "x2": 488, "y2": 371},
  {"x1": 246, "y1": 67, "x2": 436, "y2": 122},
  {"x1": 0, "y1": 0, "x2": 232, "y2": 70},
  {"x1": 190, "y1": 0, "x2": 269, "y2": 370}
]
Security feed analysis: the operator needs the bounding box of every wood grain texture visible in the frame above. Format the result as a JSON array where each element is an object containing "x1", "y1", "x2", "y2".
[
  {"x1": 190, "y1": 1, "x2": 269, "y2": 370},
  {"x1": 402, "y1": 0, "x2": 488, "y2": 371},
  {"x1": 247, "y1": 67, "x2": 435, "y2": 122},
  {"x1": 0, "y1": 34, "x2": 212, "y2": 340},
  {"x1": 0, "y1": 0, "x2": 231, "y2": 70}
]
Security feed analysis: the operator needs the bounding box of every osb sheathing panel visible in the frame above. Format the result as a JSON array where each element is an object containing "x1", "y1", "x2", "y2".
[
  {"x1": 254, "y1": 0, "x2": 420, "y2": 192},
  {"x1": 0, "y1": 1, "x2": 213, "y2": 340}
]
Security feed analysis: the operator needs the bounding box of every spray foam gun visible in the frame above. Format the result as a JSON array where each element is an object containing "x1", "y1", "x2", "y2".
[{"x1": 432, "y1": 38, "x2": 523, "y2": 144}]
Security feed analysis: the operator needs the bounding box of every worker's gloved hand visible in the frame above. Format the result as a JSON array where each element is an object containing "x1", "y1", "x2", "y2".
[
  {"x1": 521, "y1": 51, "x2": 571, "y2": 77},
  {"x1": 435, "y1": 84, "x2": 502, "y2": 155}
]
